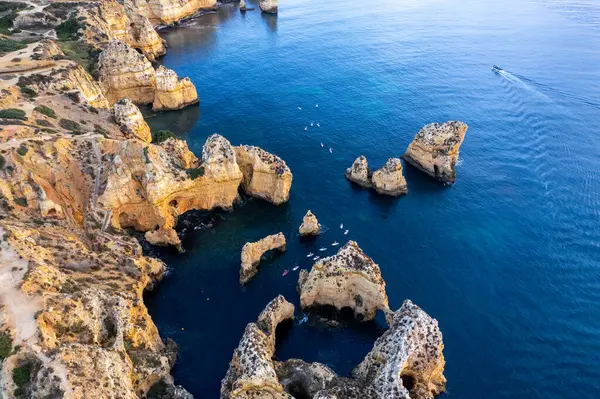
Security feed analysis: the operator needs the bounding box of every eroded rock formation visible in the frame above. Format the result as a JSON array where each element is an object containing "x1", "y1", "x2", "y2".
[
  {"x1": 221, "y1": 295, "x2": 295, "y2": 398},
  {"x1": 113, "y1": 98, "x2": 152, "y2": 142},
  {"x1": 403, "y1": 121, "x2": 468, "y2": 184},
  {"x1": 126, "y1": 0, "x2": 217, "y2": 26},
  {"x1": 98, "y1": 40, "x2": 157, "y2": 104},
  {"x1": 298, "y1": 241, "x2": 389, "y2": 321},
  {"x1": 353, "y1": 300, "x2": 446, "y2": 399},
  {"x1": 371, "y1": 158, "x2": 408, "y2": 196},
  {"x1": 260, "y1": 0, "x2": 278, "y2": 13},
  {"x1": 235, "y1": 145, "x2": 292, "y2": 205},
  {"x1": 346, "y1": 156, "x2": 371, "y2": 187},
  {"x1": 299, "y1": 210, "x2": 320, "y2": 236},
  {"x1": 240, "y1": 233, "x2": 287, "y2": 284},
  {"x1": 153, "y1": 65, "x2": 199, "y2": 111}
]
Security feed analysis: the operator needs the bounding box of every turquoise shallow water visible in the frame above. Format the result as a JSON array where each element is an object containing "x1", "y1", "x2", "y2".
[{"x1": 143, "y1": 0, "x2": 600, "y2": 397}]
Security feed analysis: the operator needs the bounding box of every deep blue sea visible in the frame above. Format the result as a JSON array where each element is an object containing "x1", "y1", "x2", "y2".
[{"x1": 143, "y1": 0, "x2": 600, "y2": 397}]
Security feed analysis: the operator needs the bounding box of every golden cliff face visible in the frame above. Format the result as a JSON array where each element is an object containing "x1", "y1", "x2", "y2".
[
  {"x1": 153, "y1": 65, "x2": 199, "y2": 111},
  {"x1": 98, "y1": 41, "x2": 199, "y2": 111},
  {"x1": 98, "y1": 40, "x2": 157, "y2": 105},
  {"x1": 113, "y1": 98, "x2": 153, "y2": 142},
  {"x1": 126, "y1": 0, "x2": 218, "y2": 26},
  {"x1": 79, "y1": 0, "x2": 167, "y2": 61}
]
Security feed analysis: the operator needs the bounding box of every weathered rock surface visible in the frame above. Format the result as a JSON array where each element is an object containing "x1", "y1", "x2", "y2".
[
  {"x1": 113, "y1": 98, "x2": 152, "y2": 142},
  {"x1": 353, "y1": 300, "x2": 446, "y2": 399},
  {"x1": 235, "y1": 145, "x2": 292, "y2": 205},
  {"x1": 403, "y1": 121, "x2": 468, "y2": 184},
  {"x1": 240, "y1": 0, "x2": 247, "y2": 11},
  {"x1": 126, "y1": 0, "x2": 217, "y2": 26},
  {"x1": 240, "y1": 233, "x2": 287, "y2": 284},
  {"x1": 298, "y1": 241, "x2": 389, "y2": 321},
  {"x1": 299, "y1": 210, "x2": 320, "y2": 236},
  {"x1": 260, "y1": 0, "x2": 279, "y2": 13},
  {"x1": 81, "y1": 0, "x2": 167, "y2": 61},
  {"x1": 346, "y1": 156, "x2": 371, "y2": 187},
  {"x1": 153, "y1": 65, "x2": 199, "y2": 111},
  {"x1": 145, "y1": 228, "x2": 183, "y2": 252},
  {"x1": 98, "y1": 40, "x2": 157, "y2": 105},
  {"x1": 221, "y1": 295, "x2": 295, "y2": 398},
  {"x1": 371, "y1": 158, "x2": 408, "y2": 196}
]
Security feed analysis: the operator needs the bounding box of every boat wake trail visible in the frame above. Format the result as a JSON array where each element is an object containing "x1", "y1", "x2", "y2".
[{"x1": 492, "y1": 66, "x2": 552, "y2": 101}]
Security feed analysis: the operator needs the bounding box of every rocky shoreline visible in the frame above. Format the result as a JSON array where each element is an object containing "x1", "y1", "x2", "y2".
[{"x1": 0, "y1": 1, "x2": 457, "y2": 398}]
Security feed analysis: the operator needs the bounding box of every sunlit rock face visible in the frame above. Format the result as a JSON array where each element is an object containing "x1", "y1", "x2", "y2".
[
  {"x1": 299, "y1": 210, "x2": 320, "y2": 236},
  {"x1": 260, "y1": 0, "x2": 278, "y2": 13},
  {"x1": 113, "y1": 98, "x2": 152, "y2": 142},
  {"x1": 403, "y1": 121, "x2": 468, "y2": 184},
  {"x1": 345, "y1": 155, "x2": 371, "y2": 187},
  {"x1": 240, "y1": 233, "x2": 287, "y2": 284},
  {"x1": 234, "y1": 145, "x2": 293, "y2": 205},
  {"x1": 298, "y1": 241, "x2": 390, "y2": 321},
  {"x1": 371, "y1": 158, "x2": 408, "y2": 196},
  {"x1": 125, "y1": 0, "x2": 218, "y2": 26},
  {"x1": 152, "y1": 65, "x2": 199, "y2": 111}
]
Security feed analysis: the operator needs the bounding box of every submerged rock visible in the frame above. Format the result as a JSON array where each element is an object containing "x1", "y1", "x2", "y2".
[
  {"x1": 403, "y1": 121, "x2": 468, "y2": 184},
  {"x1": 346, "y1": 156, "x2": 371, "y2": 187},
  {"x1": 260, "y1": 0, "x2": 278, "y2": 13},
  {"x1": 299, "y1": 210, "x2": 320, "y2": 236},
  {"x1": 240, "y1": 233, "x2": 287, "y2": 284},
  {"x1": 353, "y1": 300, "x2": 446, "y2": 399},
  {"x1": 113, "y1": 98, "x2": 152, "y2": 142},
  {"x1": 234, "y1": 145, "x2": 293, "y2": 205},
  {"x1": 298, "y1": 241, "x2": 389, "y2": 321},
  {"x1": 152, "y1": 65, "x2": 199, "y2": 111},
  {"x1": 371, "y1": 158, "x2": 408, "y2": 196},
  {"x1": 221, "y1": 295, "x2": 295, "y2": 398}
]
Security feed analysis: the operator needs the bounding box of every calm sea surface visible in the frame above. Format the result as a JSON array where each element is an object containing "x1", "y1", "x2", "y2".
[{"x1": 143, "y1": 0, "x2": 600, "y2": 397}]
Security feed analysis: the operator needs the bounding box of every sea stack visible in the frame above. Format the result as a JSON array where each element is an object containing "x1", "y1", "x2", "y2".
[
  {"x1": 299, "y1": 210, "x2": 320, "y2": 236},
  {"x1": 298, "y1": 241, "x2": 390, "y2": 321},
  {"x1": 112, "y1": 98, "x2": 152, "y2": 142},
  {"x1": 345, "y1": 156, "x2": 371, "y2": 187},
  {"x1": 240, "y1": 0, "x2": 246, "y2": 11},
  {"x1": 240, "y1": 233, "x2": 287, "y2": 284},
  {"x1": 403, "y1": 121, "x2": 468, "y2": 184},
  {"x1": 152, "y1": 65, "x2": 199, "y2": 111},
  {"x1": 371, "y1": 158, "x2": 408, "y2": 196},
  {"x1": 260, "y1": 0, "x2": 278, "y2": 13}
]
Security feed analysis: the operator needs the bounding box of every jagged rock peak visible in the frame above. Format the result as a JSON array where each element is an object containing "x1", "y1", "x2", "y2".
[
  {"x1": 240, "y1": 232, "x2": 287, "y2": 284},
  {"x1": 371, "y1": 158, "x2": 408, "y2": 196},
  {"x1": 112, "y1": 98, "x2": 152, "y2": 142},
  {"x1": 299, "y1": 210, "x2": 320, "y2": 236},
  {"x1": 346, "y1": 155, "x2": 371, "y2": 187}
]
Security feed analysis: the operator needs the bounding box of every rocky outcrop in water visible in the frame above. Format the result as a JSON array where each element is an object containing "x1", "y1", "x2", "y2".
[
  {"x1": 240, "y1": 233, "x2": 287, "y2": 284},
  {"x1": 346, "y1": 156, "x2": 371, "y2": 187},
  {"x1": 234, "y1": 145, "x2": 293, "y2": 205},
  {"x1": 299, "y1": 210, "x2": 320, "y2": 236},
  {"x1": 98, "y1": 40, "x2": 157, "y2": 105},
  {"x1": 98, "y1": 41, "x2": 198, "y2": 110},
  {"x1": 403, "y1": 121, "x2": 468, "y2": 184},
  {"x1": 371, "y1": 158, "x2": 408, "y2": 196},
  {"x1": 126, "y1": 0, "x2": 217, "y2": 26},
  {"x1": 153, "y1": 65, "x2": 199, "y2": 111},
  {"x1": 221, "y1": 295, "x2": 295, "y2": 398},
  {"x1": 113, "y1": 98, "x2": 152, "y2": 142},
  {"x1": 298, "y1": 241, "x2": 390, "y2": 321},
  {"x1": 260, "y1": 0, "x2": 279, "y2": 13},
  {"x1": 353, "y1": 300, "x2": 446, "y2": 399}
]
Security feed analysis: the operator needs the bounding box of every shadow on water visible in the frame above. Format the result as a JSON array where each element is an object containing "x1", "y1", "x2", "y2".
[
  {"x1": 261, "y1": 12, "x2": 278, "y2": 32},
  {"x1": 142, "y1": 104, "x2": 201, "y2": 137}
]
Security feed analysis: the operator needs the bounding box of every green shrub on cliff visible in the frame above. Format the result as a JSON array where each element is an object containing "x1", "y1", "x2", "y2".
[
  {"x1": 12, "y1": 361, "x2": 32, "y2": 398},
  {"x1": 152, "y1": 130, "x2": 178, "y2": 144},
  {"x1": 34, "y1": 105, "x2": 57, "y2": 119},
  {"x1": 0, "y1": 332, "x2": 12, "y2": 359},
  {"x1": 0, "y1": 37, "x2": 26, "y2": 54},
  {"x1": 0, "y1": 108, "x2": 26, "y2": 120},
  {"x1": 186, "y1": 166, "x2": 205, "y2": 179},
  {"x1": 16, "y1": 146, "x2": 28, "y2": 156},
  {"x1": 56, "y1": 17, "x2": 83, "y2": 41},
  {"x1": 59, "y1": 118, "x2": 82, "y2": 133}
]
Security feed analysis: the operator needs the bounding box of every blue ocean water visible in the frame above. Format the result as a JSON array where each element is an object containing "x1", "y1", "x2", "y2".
[{"x1": 143, "y1": 0, "x2": 600, "y2": 397}]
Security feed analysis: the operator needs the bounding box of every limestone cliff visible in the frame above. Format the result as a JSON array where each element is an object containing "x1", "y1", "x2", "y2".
[
  {"x1": 299, "y1": 210, "x2": 320, "y2": 236},
  {"x1": 98, "y1": 40, "x2": 157, "y2": 105},
  {"x1": 371, "y1": 158, "x2": 408, "y2": 196},
  {"x1": 153, "y1": 65, "x2": 199, "y2": 111},
  {"x1": 298, "y1": 241, "x2": 389, "y2": 321},
  {"x1": 353, "y1": 300, "x2": 446, "y2": 399},
  {"x1": 125, "y1": 0, "x2": 217, "y2": 26},
  {"x1": 240, "y1": 233, "x2": 287, "y2": 284},
  {"x1": 403, "y1": 121, "x2": 468, "y2": 184},
  {"x1": 221, "y1": 295, "x2": 295, "y2": 399},
  {"x1": 113, "y1": 98, "x2": 152, "y2": 142},
  {"x1": 235, "y1": 145, "x2": 292, "y2": 205},
  {"x1": 346, "y1": 156, "x2": 371, "y2": 187},
  {"x1": 80, "y1": 0, "x2": 167, "y2": 61},
  {"x1": 260, "y1": 0, "x2": 279, "y2": 13}
]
